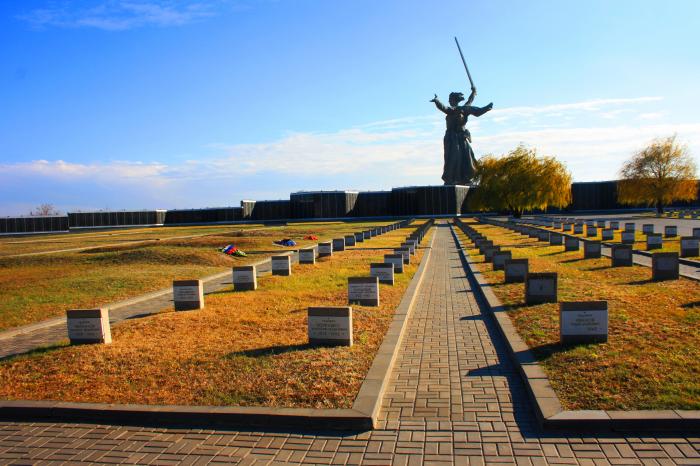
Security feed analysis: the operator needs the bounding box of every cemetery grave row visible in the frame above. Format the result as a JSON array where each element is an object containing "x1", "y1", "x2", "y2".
[
  {"x1": 519, "y1": 215, "x2": 700, "y2": 259},
  {"x1": 0, "y1": 220, "x2": 406, "y2": 332},
  {"x1": 454, "y1": 218, "x2": 609, "y2": 345},
  {"x1": 66, "y1": 220, "x2": 434, "y2": 349},
  {"x1": 661, "y1": 207, "x2": 700, "y2": 219},
  {"x1": 451, "y1": 217, "x2": 700, "y2": 411},
  {"x1": 484, "y1": 219, "x2": 680, "y2": 281},
  {"x1": 1, "y1": 219, "x2": 434, "y2": 409}
]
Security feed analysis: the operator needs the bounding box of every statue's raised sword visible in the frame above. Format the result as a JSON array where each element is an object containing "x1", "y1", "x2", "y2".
[{"x1": 454, "y1": 36, "x2": 474, "y2": 90}]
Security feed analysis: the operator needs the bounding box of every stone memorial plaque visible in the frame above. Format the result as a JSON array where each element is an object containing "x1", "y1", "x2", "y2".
[
  {"x1": 565, "y1": 236, "x2": 580, "y2": 252},
  {"x1": 401, "y1": 242, "x2": 416, "y2": 255},
  {"x1": 597, "y1": 220, "x2": 606, "y2": 228},
  {"x1": 484, "y1": 246, "x2": 501, "y2": 262},
  {"x1": 549, "y1": 233, "x2": 563, "y2": 245},
  {"x1": 348, "y1": 276, "x2": 379, "y2": 306},
  {"x1": 384, "y1": 254, "x2": 404, "y2": 273},
  {"x1": 370, "y1": 263, "x2": 395, "y2": 285},
  {"x1": 560, "y1": 301, "x2": 608, "y2": 344},
  {"x1": 299, "y1": 247, "x2": 316, "y2": 264},
  {"x1": 680, "y1": 236, "x2": 699, "y2": 257},
  {"x1": 601, "y1": 228, "x2": 614, "y2": 241},
  {"x1": 586, "y1": 226, "x2": 598, "y2": 237},
  {"x1": 624, "y1": 222, "x2": 635, "y2": 232},
  {"x1": 395, "y1": 247, "x2": 411, "y2": 265},
  {"x1": 363, "y1": 230, "x2": 371, "y2": 240},
  {"x1": 610, "y1": 221, "x2": 620, "y2": 230},
  {"x1": 308, "y1": 307, "x2": 352, "y2": 346},
  {"x1": 67, "y1": 308, "x2": 112, "y2": 344},
  {"x1": 318, "y1": 242, "x2": 333, "y2": 257},
  {"x1": 693, "y1": 228, "x2": 700, "y2": 239},
  {"x1": 573, "y1": 225, "x2": 583, "y2": 234},
  {"x1": 332, "y1": 238, "x2": 346, "y2": 252},
  {"x1": 354, "y1": 232, "x2": 364, "y2": 243},
  {"x1": 173, "y1": 279, "x2": 204, "y2": 311},
  {"x1": 525, "y1": 272, "x2": 558, "y2": 305},
  {"x1": 584, "y1": 241, "x2": 602, "y2": 258},
  {"x1": 504, "y1": 259, "x2": 528, "y2": 283},
  {"x1": 611, "y1": 245, "x2": 633, "y2": 267},
  {"x1": 233, "y1": 265, "x2": 257, "y2": 291},
  {"x1": 563, "y1": 223, "x2": 573, "y2": 232},
  {"x1": 405, "y1": 239, "x2": 418, "y2": 252},
  {"x1": 643, "y1": 224, "x2": 654, "y2": 235},
  {"x1": 492, "y1": 251, "x2": 512, "y2": 271},
  {"x1": 343, "y1": 235, "x2": 356, "y2": 247},
  {"x1": 621, "y1": 231, "x2": 636, "y2": 244},
  {"x1": 646, "y1": 233, "x2": 662, "y2": 250},
  {"x1": 664, "y1": 226, "x2": 677, "y2": 237},
  {"x1": 652, "y1": 252, "x2": 679, "y2": 281},
  {"x1": 271, "y1": 255, "x2": 292, "y2": 276}
]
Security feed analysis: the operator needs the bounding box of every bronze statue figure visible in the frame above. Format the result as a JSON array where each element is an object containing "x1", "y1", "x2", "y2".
[
  {"x1": 431, "y1": 37, "x2": 493, "y2": 185},
  {"x1": 431, "y1": 89, "x2": 492, "y2": 185}
]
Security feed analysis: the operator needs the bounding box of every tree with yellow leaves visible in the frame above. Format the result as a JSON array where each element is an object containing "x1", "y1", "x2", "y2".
[
  {"x1": 470, "y1": 145, "x2": 572, "y2": 217},
  {"x1": 617, "y1": 136, "x2": 697, "y2": 214}
]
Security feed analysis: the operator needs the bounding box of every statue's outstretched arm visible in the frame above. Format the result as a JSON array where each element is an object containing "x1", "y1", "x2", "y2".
[
  {"x1": 430, "y1": 94, "x2": 449, "y2": 114},
  {"x1": 466, "y1": 87, "x2": 477, "y2": 105},
  {"x1": 468, "y1": 102, "x2": 493, "y2": 117}
]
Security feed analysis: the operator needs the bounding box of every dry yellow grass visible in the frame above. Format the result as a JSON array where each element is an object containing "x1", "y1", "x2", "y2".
[
  {"x1": 455, "y1": 219, "x2": 700, "y2": 410},
  {"x1": 0, "y1": 226, "x2": 432, "y2": 409},
  {"x1": 0, "y1": 221, "x2": 394, "y2": 330}
]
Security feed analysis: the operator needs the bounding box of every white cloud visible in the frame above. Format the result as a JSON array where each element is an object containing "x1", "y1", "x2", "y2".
[
  {"x1": 0, "y1": 159, "x2": 170, "y2": 183},
  {"x1": 18, "y1": 1, "x2": 220, "y2": 31},
  {"x1": 2, "y1": 95, "x2": 699, "y2": 214},
  {"x1": 489, "y1": 96, "x2": 662, "y2": 120}
]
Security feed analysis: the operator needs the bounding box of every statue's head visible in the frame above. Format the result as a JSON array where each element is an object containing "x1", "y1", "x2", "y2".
[{"x1": 449, "y1": 92, "x2": 465, "y2": 106}]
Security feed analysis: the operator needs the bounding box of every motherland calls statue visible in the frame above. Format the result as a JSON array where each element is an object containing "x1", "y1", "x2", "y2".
[{"x1": 431, "y1": 38, "x2": 493, "y2": 186}]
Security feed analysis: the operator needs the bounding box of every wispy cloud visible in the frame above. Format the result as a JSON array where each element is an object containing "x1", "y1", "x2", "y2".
[
  {"x1": 18, "y1": 1, "x2": 221, "y2": 31},
  {"x1": 2, "y1": 96, "x2": 699, "y2": 214}
]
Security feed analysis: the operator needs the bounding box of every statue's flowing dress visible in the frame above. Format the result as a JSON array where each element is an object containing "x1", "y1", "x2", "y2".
[{"x1": 433, "y1": 100, "x2": 490, "y2": 185}]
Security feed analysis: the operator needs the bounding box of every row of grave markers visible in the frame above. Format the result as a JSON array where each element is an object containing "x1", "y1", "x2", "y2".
[
  {"x1": 661, "y1": 208, "x2": 700, "y2": 219},
  {"x1": 483, "y1": 218, "x2": 682, "y2": 282},
  {"x1": 329, "y1": 219, "x2": 434, "y2": 346},
  {"x1": 454, "y1": 219, "x2": 608, "y2": 345},
  {"x1": 64, "y1": 220, "x2": 418, "y2": 345},
  {"x1": 520, "y1": 216, "x2": 700, "y2": 257}
]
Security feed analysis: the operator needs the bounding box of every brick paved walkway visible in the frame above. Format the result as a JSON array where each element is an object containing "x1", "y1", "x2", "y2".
[{"x1": 1, "y1": 223, "x2": 698, "y2": 465}]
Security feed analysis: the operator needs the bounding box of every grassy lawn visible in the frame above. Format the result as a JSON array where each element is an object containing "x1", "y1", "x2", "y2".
[
  {"x1": 0, "y1": 220, "x2": 398, "y2": 331},
  {"x1": 454, "y1": 219, "x2": 700, "y2": 411},
  {"x1": 0, "y1": 224, "x2": 267, "y2": 257},
  {"x1": 0, "y1": 224, "x2": 432, "y2": 409}
]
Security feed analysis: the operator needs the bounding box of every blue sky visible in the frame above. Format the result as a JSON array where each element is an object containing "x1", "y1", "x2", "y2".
[{"x1": 2, "y1": 0, "x2": 700, "y2": 215}]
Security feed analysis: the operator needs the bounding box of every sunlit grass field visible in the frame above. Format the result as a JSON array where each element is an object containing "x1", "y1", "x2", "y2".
[
  {"x1": 455, "y1": 219, "x2": 700, "y2": 410},
  {"x1": 0, "y1": 224, "x2": 432, "y2": 409},
  {"x1": 0, "y1": 221, "x2": 394, "y2": 331}
]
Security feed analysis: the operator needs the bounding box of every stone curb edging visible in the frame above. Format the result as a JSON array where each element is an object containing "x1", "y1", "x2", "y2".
[
  {"x1": 351, "y1": 224, "x2": 436, "y2": 425},
  {"x1": 0, "y1": 224, "x2": 435, "y2": 431},
  {"x1": 449, "y1": 223, "x2": 700, "y2": 432}
]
